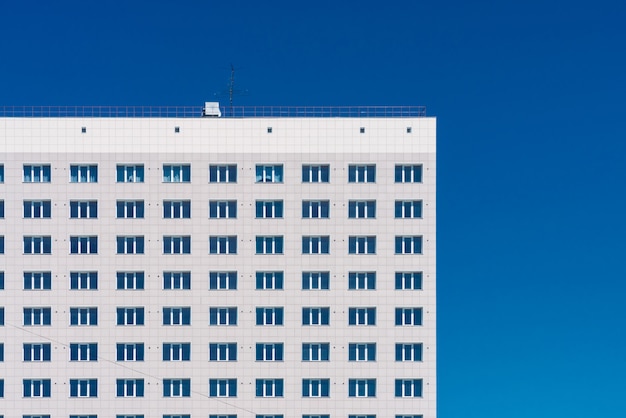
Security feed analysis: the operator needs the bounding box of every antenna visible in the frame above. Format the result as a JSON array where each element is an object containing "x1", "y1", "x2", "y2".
[{"x1": 214, "y1": 64, "x2": 249, "y2": 116}]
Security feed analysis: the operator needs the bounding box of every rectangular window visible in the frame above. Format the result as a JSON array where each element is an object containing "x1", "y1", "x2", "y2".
[
  {"x1": 70, "y1": 343, "x2": 98, "y2": 361},
  {"x1": 23, "y1": 343, "x2": 51, "y2": 361},
  {"x1": 116, "y1": 343, "x2": 144, "y2": 361},
  {"x1": 23, "y1": 164, "x2": 51, "y2": 182},
  {"x1": 116, "y1": 379, "x2": 144, "y2": 397},
  {"x1": 209, "y1": 271, "x2": 237, "y2": 290},
  {"x1": 395, "y1": 164, "x2": 423, "y2": 183},
  {"x1": 256, "y1": 307, "x2": 284, "y2": 325},
  {"x1": 70, "y1": 307, "x2": 98, "y2": 325},
  {"x1": 0, "y1": 307, "x2": 3, "y2": 325},
  {"x1": 302, "y1": 236, "x2": 330, "y2": 254},
  {"x1": 209, "y1": 307, "x2": 237, "y2": 325},
  {"x1": 163, "y1": 343, "x2": 191, "y2": 361},
  {"x1": 302, "y1": 164, "x2": 329, "y2": 182},
  {"x1": 116, "y1": 307, "x2": 145, "y2": 325},
  {"x1": 255, "y1": 164, "x2": 283, "y2": 183},
  {"x1": 117, "y1": 164, "x2": 144, "y2": 182},
  {"x1": 164, "y1": 415, "x2": 190, "y2": 418},
  {"x1": 116, "y1": 200, "x2": 144, "y2": 218},
  {"x1": 395, "y1": 200, "x2": 423, "y2": 218},
  {"x1": 395, "y1": 343, "x2": 423, "y2": 362},
  {"x1": 255, "y1": 200, "x2": 283, "y2": 218},
  {"x1": 0, "y1": 271, "x2": 3, "y2": 289},
  {"x1": 349, "y1": 343, "x2": 376, "y2": 361},
  {"x1": 304, "y1": 416, "x2": 330, "y2": 418},
  {"x1": 71, "y1": 416, "x2": 98, "y2": 418},
  {"x1": 209, "y1": 164, "x2": 237, "y2": 183},
  {"x1": 348, "y1": 307, "x2": 376, "y2": 325},
  {"x1": 395, "y1": 308, "x2": 423, "y2": 326},
  {"x1": 70, "y1": 165, "x2": 98, "y2": 183},
  {"x1": 116, "y1": 236, "x2": 145, "y2": 254},
  {"x1": 117, "y1": 416, "x2": 144, "y2": 418},
  {"x1": 163, "y1": 200, "x2": 191, "y2": 218},
  {"x1": 209, "y1": 343, "x2": 237, "y2": 361},
  {"x1": 23, "y1": 307, "x2": 51, "y2": 325},
  {"x1": 163, "y1": 379, "x2": 191, "y2": 397},
  {"x1": 348, "y1": 379, "x2": 376, "y2": 397},
  {"x1": 302, "y1": 271, "x2": 330, "y2": 290},
  {"x1": 0, "y1": 200, "x2": 3, "y2": 218},
  {"x1": 302, "y1": 343, "x2": 330, "y2": 361},
  {"x1": 23, "y1": 272, "x2": 52, "y2": 290},
  {"x1": 302, "y1": 307, "x2": 330, "y2": 325},
  {"x1": 348, "y1": 200, "x2": 376, "y2": 218},
  {"x1": 23, "y1": 379, "x2": 52, "y2": 397},
  {"x1": 0, "y1": 165, "x2": 3, "y2": 182},
  {"x1": 210, "y1": 416, "x2": 237, "y2": 418},
  {"x1": 164, "y1": 271, "x2": 191, "y2": 290},
  {"x1": 348, "y1": 272, "x2": 376, "y2": 290},
  {"x1": 163, "y1": 307, "x2": 191, "y2": 325},
  {"x1": 209, "y1": 236, "x2": 237, "y2": 254},
  {"x1": 257, "y1": 416, "x2": 283, "y2": 418},
  {"x1": 348, "y1": 164, "x2": 375, "y2": 183},
  {"x1": 69, "y1": 379, "x2": 98, "y2": 397},
  {"x1": 70, "y1": 271, "x2": 98, "y2": 290},
  {"x1": 349, "y1": 416, "x2": 375, "y2": 418},
  {"x1": 0, "y1": 343, "x2": 3, "y2": 361},
  {"x1": 23, "y1": 236, "x2": 52, "y2": 254},
  {"x1": 395, "y1": 379, "x2": 423, "y2": 397},
  {"x1": 23, "y1": 200, "x2": 52, "y2": 218},
  {"x1": 209, "y1": 200, "x2": 236, "y2": 218},
  {"x1": 256, "y1": 343, "x2": 284, "y2": 361},
  {"x1": 255, "y1": 379, "x2": 284, "y2": 397},
  {"x1": 163, "y1": 164, "x2": 191, "y2": 182},
  {"x1": 256, "y1": 271, "x2": 283, "y2": 290},
  {"x1": 255, "y1": 236, "x2": 284, "y2": 254},
  {"x1": 395, "y1": 236, "x2": 423, "y2": 254},
  {"x1": 302, "y1": 379, "x2": 330, "y2": 397},
  {"x1": 395, "y1": 272, "x2": 423, "y2": 290},
  {"x1": 208, "y1": 379, "x2": 237, "y2": 397},
  {"x1": 70, "y1": 236, "x2": 98, "y2": 254},
  {"x1": 70, "y1": 200, "x2": 97, "y2": 218},
  {"x1": 302, "y1": 200, "x2": 330, "y2": 218},
  {"x1": 396, "y1": 416, "x2": 424, "y2": 418},
  {"x1": 348, "y1": 236, "x2": 376, "y2": 254},
  {"x1": 24, "y1": 416, "x2": 51, "y2": 418},
  {"x1": 117, "y1": 271, "x2": 145, "y2": 290},
  {"x1": 163, "y1": 236, "x2": 191, "y2": 254}
]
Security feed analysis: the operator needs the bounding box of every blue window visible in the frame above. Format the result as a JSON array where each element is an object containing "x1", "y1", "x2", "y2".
[
  {"x1": 116, "y1": 236, "x2": 144, "y2": 254},
  {"x1": 116, "y1": 307, "x2": 145, "y2": 325},
  {"x1": 116, "y1": 200, "x2": 144, "y2": 218},
  {"x1": 348, "y1": 307, "x2": 376, "y2": 325},
  {"x1": 163, "y1": 307, "x2": 191, "y2": 325},
  {"x1": 25, "y1": 416, "x2": 51, "y2": 418},
  {"x1": 256, "y1": 271, "x2": 283, "y2": 290},
  {"x1": 117, "y1": 416, "x2": 144, "y2": 418},
  {"x1": 348, "y1": 272, "x2": 376, "y2": 290},
  {"x1": 23, "y1": 236, "x2": 52, "y2": 254},
  {"x1": 302, "y1": 307, "x2": 330, "y2": 325},
  {"x1": 302, "y1": 164, "x2": 329, "y2": 183},
  {"x1": 303, "y1": 415, "x2": 330, "y2": 418},
  {"x1": 255, "y1": 164, "x2": 283, "y2": 183},
  {"x1": 349, "y1": 416, "x2": 375, "y2": 418},
  {"x1": 69, "y1": 379, "x2": 98, "y2": 397},
  {"x1": 396, "y1": 416, "x2": 423, "y2": 418},
  {"x1": 302, "y1": 236, "x2": 330, "y2": 254},
  {"x1": 164, "y1": 200, "x2": 191, "y2": 218},
  {"x1": 117, "y1": 164, "x2": 144, "y2": 182},
  {"x1": 302, "y1": 271, "x2": 330, "y2": 290},
  {"x1": 70, "y1": 307, "x2": 98, "y2": 325},
  {"x1": 163, "y1": 343, "x2": 191, "y2": 361},
  {"x1": 163, "y1": 236, "x2": 191, "y2": 254},
  {"x1": 348, "y1": 164, "x2": 375, "y2": 183},
  {"x1": 256, "y1": 307, "x2": 284, "y2": 325},
  {"x1": 395, "y1": 343, "x2": 423, "y2": 362},
  {"x1": 302, "y1": 379, "x2": 330, "y2": 397},
  {"x1": 348, "y1": 200, "x2": 376, "y2": 218},
  {"x1": 209, "y1": 236, "x2": 237, "y2": 254},
  {"x1": 257, "y1": 416, "x2": 283, "y2": 418},
  {"x1": 23, "y1": 379, "x2": 51, "y2": 397},
  {"x1": 209, "y1": 271, "x2": 237, "y2": 290},
  {"x1": 0, "y1": 272, "x2": 3, "y2": 289},
  {"x1": 348, "y1": 379, "x2": 376, "y2": 397},
  {"x1": 302, "y1": 343, "x2": 330, "y2": 361},
  {"x1": 164, "y1": 271, "x2": 191, "y2": 290},
  {"x1": 71, "y1": 415, "x2": 97, "y2": 418},
  {"x1": 70, "y1": 236, "x2": 98, "y2": 254},
  {"x1": 349, "y1": 343, "x2": 376, "y2": 361},
  {"x1": 395, "y1": 164, "x2": 422, "y2": 183},
  {"x1": 117, "y1": 343, "x2": 144, "y2": 361},
  {"x1": 209, "y1": 164, "x2": 237, "y2": 183},
  {"x1": 163, "y1": 379, "x2": 191, "y2": 397},
  {"x1": 395, "y1": 272, "x2": 423, "y2": 290},
  {"x1": 395, "y1": 200, "x2": 423, "y2": 218},
  {"x1": 395, "y1": 379, "x2": 423, "y2": 397},
  {"x1": 348, "y1": 236, "x2": 376, "y2": 254},
  {"x1": 0, "y1": 165, "x2": 3, "y2": 182},
  {"x1": 395, "y1": 308, "x2": 423, "y2": 326},
  {"x1": 0, "y1": 200, "x2": 3, "y2": 218},
  {"x1": 395, "y1": 236, "x2": 422, "y2": 254},
  {"x1": 210, "y1": 416, "x2": 236, "y2": 418},
  {"x1": 70, "y1": 200, "x2": 97, "y2": 218},
  {"x1": 117, "y1": 271, "x2": 144, "y2": 290},
  {"x1": 0, "y1": 379, "x2": 2, "y2": 397},
  {"x1": 165, "y1": 415, "x2": 190, "y2": 418},
  {"x1": 255, "y1": 236, "x2": 283, "y2": 254},
  {"x1": 209, "y1": 379, "x2": 237, "y2": 397},
  {"x1": 302, "y1": 200, "x2": 330, "y2": 218},
  {"x1": 255, "y1": 200, "x2": 283, "y2": 218},
  {"x1": 23, "y1": 343, "x2": 51, "y2": 361},
  {"x1": 256, "y1": 343, "x2": 284, "y2": 361},
  {"x1": 209, "y1": 343, "x2": 237, "y2": 361},
  {"x1": 70, "y1": 343, "x2": 98, "y2": 361},
  {"x1": 24, "y1": 272, "x2": 52, "y2": 290},
  {"x1": 163, "y1": 164, "x2": 191, "y2": 182},
  {"x1": 70, "y1": 164, "x2": 98, "y2": 183},
  {"x1": 116, "y1": 379, "x2": 144, "y2": 397},
  {"x1": 24, "y1": 307, "x2": 51, "y2": 325},
  {"x1": 0, "y1": 343, "x2": 3, "y2": 361},
  {"x1": 209, "y1": 307, "x2": 237, "y2": 325},
  {"x1": 209, "y1": 200, "x2": 236, "y2": 218},
  {"x1": 24, "y1": 200, "x2": 52, "y2": 218},
  {"x1": 0, "y1": 307, "x2": 3, "y2": 325},
  {"x1": 0, "y1": 236, "x2": 3, "y2": 254},
  {"x1": 23, "y1": 164, "x2": 51, "y2": 182},
  {"x1": 255, "y1": 379, "x2": 283, "y2": 397}
]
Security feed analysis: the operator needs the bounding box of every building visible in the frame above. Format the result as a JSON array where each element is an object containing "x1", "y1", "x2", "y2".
[{"x1": 0, "y1": 104, "x2": 436, "y2": 418}]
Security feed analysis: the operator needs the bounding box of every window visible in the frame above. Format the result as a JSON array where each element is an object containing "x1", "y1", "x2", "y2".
[
  {"x1": 349, "y1": 343, "x2": 376, "y2": 361},
  {"x1": 0, "y1": 307, "x2": 3, "y2": 325},
  {"x1": 117, "y1": 271, "x2": 145, "y2": 290},
  {"x1": 302, "y1": 379, "x2": 330, "y2": 397},
  {"x1": 210, "y1": 416, "x2": 236, "y2": 418},
  {"x1": 23, "y1": 164, "x2": 51, "y2": 182},
  {"x1": 395, "y1": 308, "x2": 423, "y2": 326},
  {"x1": 209, "y1": 164, "x2": 237, "y2": 183},
  {"x1": 302, "y1": 271, "x2": 330, "y2": 290},
  {"x1": 302, "y1": 307, "x2": 330, "y2": 325},
  {"x1": 163, "y1": 343, "x2": 191, "y2": 361},
  {"x1": 395, "y1": 164, "x2": 422, "y2": 183},
  {"x1": 0, "y1": 236, "x2": 3, "y2": 254},
  {"x1": 255, "y1": 379, "x2": 283, "y2": 397},
  {"x1": 348, "y1": 379, "x2": 376, "y2": 397},
  {"x1": 69, "y1": 379, "x2": 98, "y2": 397},
  {"x1": 165, "y1": 415, "x2": 190, "y2": 418},
  {"x1": 302, "y1": 200, "x2": 330, "y2": 218},
  {"x1": 256, "y1": 307, "x2": 284, "y2": 325},
  {"x1": 117, "y1": 343, "x2": 144, "y2": 361},
  {"x1": 0, "y1": 165, "x2": 3, "y2": 182},
  {"x1": 395, "y1": 272, "x2": 423, "y2": 290},
  {"x1": 349, "y1": 236, "x2": 376, "y2": 254},
  {"x1": 23, "y1": 343, "x2": 51, "y2": 361},
  {"x1": 71, "y1": 416, "x2": 98, "y2": 418},
  {"x1": 0, "y1": 343, "x2": 3, "y2": 361},
  {"x1": 163, "y1": 307, "x2": 191, "y2": 325},
  {"x1": 116, "y1": 200, "x2": 144, "y2": 218},
  {"x1": 23, "y1": 272, "x2": 52, "y2": 290},
  {"x1": 255, "y1": 236, "x2": 284, "y2": 254},
  {"x1": 117, "y1": 416, "x2": 143, "y2": 418},
  {"x1": 255, "y1": 164, "x2": 283, "y2": 183},
  {"x1": 302, "y1": 343, "x2": 330, "y2": 361},
  {"x1": 256, "y1": 343, "x2": 284, "y2": 361},
  {"x1": 255, "y1": 200, "x2": 283, "y2": 218},
  {"x1": 349, "y1": 416, "x2": 375, "y2": 418},
  {"x1": 348, "y1": 272, "x2": 376, "y2": 290},
  {"x1": 70, "y1": 236, "x2": 98, "y2": 254},
  {"x1": 396, "y1": 343, "x2": 423, "y2": 362},
  {"x1": 257, "y1": 416, "x2": 283, "y2": 418},
  {"x1": 0, "y1": 200, "x2": 3, "y2": 218},
  {"x1": 209, "y1": 200, "x2": 236, "y2": 218},
  {"x1": 23, "y1": 236, "x2": 52, "y2": 254},
  {"x1": 0, "y1": 272, "x2": 3, "y2": 289},
  {"x1": 116, "y1": 236, "x2": 144, "y2": 254},
  {"x1": 209, "y1": 236, "x2": 237, "y2": 254},
  {"x1": 395, "y1": 236, "x2": 422, "y2": 254},
  {"x1": 163, "y1": 164, "x2": 191, "y2": 182},
  {"x1": 303, "y1": 416, "x2": 330, "y2": 418},
  {"x1": 302, "y1": 164, "x2": 329, "y2": 182},
  {"x1": 23, "y1": 379, "x2": 51, "y2": 397},
  {"x1": 209, "y1": 271, "x2": 237, "y2": 290},
  {"x1": 24, "y1": 416, "x2": 51, "y2": 418},
  {"x1": 70, "y1": 307, "x2": 98, "y2": 326},
  {"x1": 24, "y1": 307, "x2": 51, "y2": 325},
  {"x1": 209, "y1": 343, "x2": 237, "y2": 361},
  {"x1": 70, "y1": 200, "x2": 97, "y2": 218},
  {"x1": 116, "y1": 307, "x2": 145, "y2": 325},
  {"x1": 209, "y1": 307, "x2": 237, "y2": 325},
  {"x1": 163, "y1": 236, "x2": 191, "y2": 254},
  {"x1": 395, "y1": 379, "x2": 423, "y2": 397},
  {"x1": 164, "y1": 200, "x2": 191, "y2": 218},
  {"x1": 116, "y1": 379, "x2": 144, "y2": 397},
  {"x1": 396, "y1": 416, "x2": 423, "y2": 418},
  {"x1": 208, "y1": 379, "x2": 237, "y2": 397},
  {"x1": 256, "y1": 271, "x2": 283, "y2": 290},
  {"x1": 70, "y1": 271, "x2": 98, "y2": 290},
  {"x1": 163, "y1": 379, "x2": 191, "y2": 397},
  {"x1": 348, "y1": 164, "x2": 375, "y2": 183},
  {"x1": 164, "y1": 271, "x2": 191, "y2": 290},
  {"x1": 348, "y1": 200, "x2": 376, "y2": 218},
  {"x1": 302, "y1": 236, "x2": 330, "y2": 254},
  {"x1": 70, "y1": 343, "x2": 98, "y2": 361},
  {"x1": 395, "y1": 200, "x2": 423, "y2": 218},
  {"x1": 348, "y1": 307, "x2": 376, "y2": 325},
  {"x1": 117, "y1": 164, "x2": 144, "y2": 182},
  {"x1": 70, "y1": 165, "x2": 98, "y2": 183},
  {"x1": 24, "y1": 200, "x2": 52, "y2": 218}
]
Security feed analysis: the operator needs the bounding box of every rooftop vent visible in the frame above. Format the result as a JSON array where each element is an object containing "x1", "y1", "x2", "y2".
[{"x1": 202, "y1": 102, "x2": 222, "y2": 118}]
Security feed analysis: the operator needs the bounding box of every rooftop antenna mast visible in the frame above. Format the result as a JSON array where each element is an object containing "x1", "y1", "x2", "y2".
[{"x1": 214, "y1": 64, "x2": 249, "y2": 117}]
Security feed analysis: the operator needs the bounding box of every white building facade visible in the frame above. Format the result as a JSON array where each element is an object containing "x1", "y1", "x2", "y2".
[{"x1": 0, "y1": 106, "x2": 436, "y2": 418}]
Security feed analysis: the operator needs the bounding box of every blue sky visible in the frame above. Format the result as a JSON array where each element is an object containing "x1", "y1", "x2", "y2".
[{"x1": 2, "y1": 0, "x2": 626, "y2": 416}]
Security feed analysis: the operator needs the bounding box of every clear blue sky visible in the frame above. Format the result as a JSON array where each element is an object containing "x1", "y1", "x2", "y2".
[{"x1": 2, "y1": 0, "x2": 626, "y2": 416}]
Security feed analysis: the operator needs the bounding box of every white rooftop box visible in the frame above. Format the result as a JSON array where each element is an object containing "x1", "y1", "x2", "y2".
[{"x1": 203, "y1": 102, "x2": 221, "y2": 117}]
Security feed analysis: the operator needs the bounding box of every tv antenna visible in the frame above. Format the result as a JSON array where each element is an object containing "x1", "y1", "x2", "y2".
[{"x1": 214, "y1": 64, "x2": 249, "y2": 116}]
